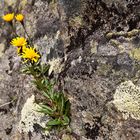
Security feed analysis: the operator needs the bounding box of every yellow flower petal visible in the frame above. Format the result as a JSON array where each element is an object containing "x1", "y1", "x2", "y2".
[
  {"x1": 21, "y1": 47, "x2": 40, "y2": 63},
  {"x1": 11, "y1": 37, "x2": 27, "y2": 47},
  {"x1": 2, "y1": 13, "x2": 14, "y2": 22},
  {"x1": 15, "y1": 14, "x2": 24, "y2": 22}
]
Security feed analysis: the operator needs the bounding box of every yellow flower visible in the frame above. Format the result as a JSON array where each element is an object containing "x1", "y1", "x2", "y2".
[
  {"x1": 15, "y1": 14, "x2": 24, "y2": 22},
  {"x1": 11, "y1": 37, "x2": 27, "y2": 47},
  {"x1": 2, "y1": 13, "x2": 14, "y2": 22},
  {"x1": 22, "y1": 47, "x2": 40, "y2": 62}
]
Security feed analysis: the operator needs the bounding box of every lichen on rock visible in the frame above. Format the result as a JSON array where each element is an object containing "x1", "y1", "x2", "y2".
[
  {"x1": 129, "y1": 48, "x2": 140, "y2": 61},
  {"x1": 18, "y1": 95, "x2": 49, "y2": 133},
  {"x1": 112, "y1": 81, "x2": 140, "y2": 120},
  {"x1": 48, "y1": 57, "x2": 64, "y2": 75}
]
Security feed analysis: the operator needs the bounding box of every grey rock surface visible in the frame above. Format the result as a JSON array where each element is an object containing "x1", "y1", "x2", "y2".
[{"x1": 0, "y1": 0, "x2": 140, "y2": 140}]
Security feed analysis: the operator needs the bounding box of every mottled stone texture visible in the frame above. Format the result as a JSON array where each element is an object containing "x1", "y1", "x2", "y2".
[{"x1": 0, "y1": 0, "x2": 140, "y2": 140}]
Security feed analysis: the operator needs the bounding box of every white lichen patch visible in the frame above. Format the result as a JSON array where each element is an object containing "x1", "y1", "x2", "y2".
[
  {"x1": 112, "y1": 81, "x2": 140, "y2": 120},
  {"x1": 48, "y1": 58, "x2": 64, "y2": 75},
  {"x1": 18, "y1": 95, "x2": 48, "y2": 133}
]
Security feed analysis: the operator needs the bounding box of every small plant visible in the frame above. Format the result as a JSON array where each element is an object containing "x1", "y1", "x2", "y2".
[{"x1": 2, "y1": 12, "x2": 71, "y2": 131}]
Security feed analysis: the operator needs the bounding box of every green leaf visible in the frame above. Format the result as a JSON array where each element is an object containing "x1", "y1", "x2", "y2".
[
  {"x1": 54, "y1": 92, "x2": 61, "y2": 102},
  {"x1": 60, "y1": 94, "x2": 64, "y2": 114},
  {"x1": 37, "y1": 104, "x2": 54, "y2": 115},
  {"x1": 39, "y1": 104, "x2": 53, "y2": 112},
  {"x1": 33, "y1": 80, "x2": 44, "y2": 90},
  {"x1": 42, "y1": 91, "x2": 51, "y2": 99},
  {"x1": 37, "y1": 108, "x2": 53, "y2": 115},
  {"x1": 42, "y1": 65, "x2": 50, "y2": 74},
  {"x1": 47, "y1": 118, "x2": 62, "y2": 126},
  {"x1": 41, "y1": 79, "x2": 45, "y2": 84},
  {"x1": 44, "y1": 125, "x2": 52, "y2": 131},
  {"x1": 62, "y1": 115, "x2": 70, "y2": 125},
  {"x1": 34, "y1": 66, "x2": 41, "y2": 72},
  {"x1": 64, "y1": 100, "x2": 71, "y2": 116},
  {"x1": 21, "y1": 67, "x2": 31, "y2": 74}
]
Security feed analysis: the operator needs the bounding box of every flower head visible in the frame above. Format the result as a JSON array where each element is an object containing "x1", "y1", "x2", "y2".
[
  {"x1": 2, "y1": 13, "x2": 14, "y2": 22},
  {"x1": 11, "y1": 37, "x2": 27, "y2": 47},
  {"x1": 22, "y1": 47, "x2": 40, "y2": 63},
  {"x1": 15, "y1": 14, "x2": 24, "y2": 22}
]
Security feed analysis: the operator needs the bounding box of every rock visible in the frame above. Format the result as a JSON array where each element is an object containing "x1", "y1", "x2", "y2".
[
  {"x1": 0, "y1": 0, "x2": 140, "y2": 140},
  {"x1": 97, "y1": 43, "x2": 119, "y2": 56},
  {"x1": 117, "y1": 53, "x2": 133, "y2": 71},
  {"x1": 0, "y1": 43, "x2": 4, "y2": 58}
]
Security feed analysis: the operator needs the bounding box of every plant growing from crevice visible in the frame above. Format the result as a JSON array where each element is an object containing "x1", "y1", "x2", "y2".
[
  {"x1": 2, "y1": 12, "x2": 71, "y2": 131},
  {"x1": 22, "y1": 62, "x2": 71, "y2": 130}
]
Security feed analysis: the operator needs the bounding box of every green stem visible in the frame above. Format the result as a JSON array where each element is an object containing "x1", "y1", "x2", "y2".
[
  {"x1": 10, "y1": 22, "x2": 18, "y2": 37},
  {"x1": 21, "y1": 23, "x2": 33, "y2": 46}
]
